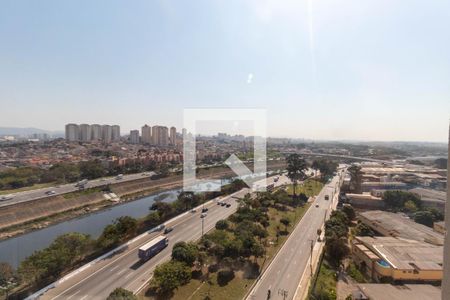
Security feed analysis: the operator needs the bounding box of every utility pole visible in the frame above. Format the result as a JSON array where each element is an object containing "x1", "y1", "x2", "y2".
[
  {"x1": 309, "y1": 239, "x2": 314, "y2": 277},
  {"x1": 201, "y1": 217, "x2": 205, "y2": 236}
]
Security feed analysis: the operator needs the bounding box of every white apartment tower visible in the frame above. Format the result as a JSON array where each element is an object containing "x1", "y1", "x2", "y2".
[
  {"x1": 111, "y1": 125, "x2": 121, "y2": 141},
  {"x1": 79, "y1": 124, "x2": 91, "y2": 142},
  {"x1": 91, "y1": 124, "x2": 102, "y2": 140},
  {"x1": 102, "y1": 125, "x2": 112, "y2": 143},
  {"x1": 141, "y1": 124, "x2": 152, "y2": 144},
  {"x1": 170, "y1": 126, "x2": 177, "y2": 146},
  {"x1": 65, "y1": 124, "x2": 79, "y2": 141},
  {"x1": 130, "y1": 130, "x2": 140, "y2": 144}
]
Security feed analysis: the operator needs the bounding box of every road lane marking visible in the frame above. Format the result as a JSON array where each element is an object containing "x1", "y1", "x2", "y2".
[{"x1": 66, "y1": 290, "x2": 80, "y2": 300}]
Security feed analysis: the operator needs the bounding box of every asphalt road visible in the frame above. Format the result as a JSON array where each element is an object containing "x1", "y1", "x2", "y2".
[
  {"x1": 0, "y1": 172, "x2": 155, "y2": 208},
  {"x1": 247, "y1": 173, "x2": 343, "y2": 300},
  {"x1": 41, "y1": 175, "x2": 290, "y2": 300}
]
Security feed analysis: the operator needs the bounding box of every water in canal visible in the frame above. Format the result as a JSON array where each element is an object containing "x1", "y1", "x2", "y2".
[{"x1": 0, "y1": 172, "x2": 276, "y2": 268}]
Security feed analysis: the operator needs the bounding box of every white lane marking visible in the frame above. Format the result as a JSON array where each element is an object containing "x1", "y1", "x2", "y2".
[
  {"x1": 117, "y1": 269, "x2": 127, "y2": 275},
  {"x1": 66, "y1": 290, "x2": 80, "y2": 300},
  {"x1": 79, "y1": 296, "x2": 88, "y2": 300},
  {"x1": 110, "y1": 265, "x2": 119, "y2": 272},
  {"x1": 125, "y1": 273, "x2": 133, "y2": 279}
]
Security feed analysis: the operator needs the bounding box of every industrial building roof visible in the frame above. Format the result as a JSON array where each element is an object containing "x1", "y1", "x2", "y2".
[
  {"x1": 354, "y1": 284, "x2": 441, "y2": 300},
  {"x1": 355, "y1": 236, "x2": 443, "y2": 271},
  {"x1": 359, "y1": 210, "x2": 444, "y2": 245}
]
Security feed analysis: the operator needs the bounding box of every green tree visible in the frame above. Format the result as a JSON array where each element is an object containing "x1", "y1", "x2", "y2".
[
  {"x1": 382, "y1": 191, "x2": 422, "y2": 210},
  {"x1": 354, "y1": 222, "x2": 374, "y2": 237},
  {"x1": 404, "y1": 200, "x2": 418, "y2": 213},
  {"x1": 325, "y1": 234, "x2": 350, "y2": 267},
  {"x1": 178, "y1": 191, "x2": 195, "y2": 210},
  {"x1": 280, "y1": 217, "x2": 291, "y2": 232},
  {"x1": 0, "y1": 262, "x2": 15, "y2": 287},
  {"x1": 79, "y1": 160, "x2": 106, "y2": 179},
  {"x1": 107, "y1": 288, "x2": 137, "y2": 300},
  {"x1": 151, "y1": 261, "x2": 191, "y2": 294},
  {"x1": 347, "y1": 165, "x2": 362, "y2": 193},
  {"x1": 341, "y1": 205, "x2": 356, "y2": 221},
  {"x1": 215, "y1": 220, "x2": 230, "y2": 230},
  {"x1": 115, "y1": 216, "x2": 138, "y2": 237},
  {"x1": 286, "y1": 154, "x2": 307, "y2": 198},
  {"x1": 171, "y1": 242, "x2": 199, "y2": 266},
  {"x1": 413, "y1": 211, "x2": 434, "y2": 227}
]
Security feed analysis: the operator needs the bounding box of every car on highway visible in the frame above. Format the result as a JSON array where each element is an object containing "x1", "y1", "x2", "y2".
[
  {"x1": 155, "y1": 224, "x2": 165, "y2": 231},
  {"x1": 220, "y1": 202, "x2": 226, "y2": 206},
  {"x1": 226, "y1": 203, "x2": 231, "y2": 208},
  {"x1": 200, "y1": 213, "x2": 207, "y2": 218},
  {"x1": 45, "y1": 190, "x2": 56, "y2": 195},
  {"x1": 217, "y1": 201, "x2": 223, "y2": 205},
  {"x1": 164, "y1": 227, "x2": 174, "y2": 234},
  {"x1": 202, "y1": 207, "x2": 208, "y2": 213},
  {"x1": 191, "y1": 208, "x2": 197, "y2": 213},
  {"x1": 116, "y1": 174, "x2": 123, "y2": 180},
  {"x1": 315, "y1": 204, "x2": 319, "y2": 208},
  {"x1": 0, "y1": 195, "x2": 14, "y2": 201}
]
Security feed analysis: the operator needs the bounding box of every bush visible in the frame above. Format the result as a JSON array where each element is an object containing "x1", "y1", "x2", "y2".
[
  {"x1": 152, "y1": 261, "x2": 191, "y2": 294},
  {"x1": 217, "y1": 269, "x2": 235, "y2": 286},
  {"x1": 107, "y1": 288, "x2": 137, "y2": 300}
]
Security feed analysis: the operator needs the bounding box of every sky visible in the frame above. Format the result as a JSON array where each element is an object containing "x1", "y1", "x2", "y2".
[{"x1": 0, "y1": 0, "x2": 449, "y2": 142}]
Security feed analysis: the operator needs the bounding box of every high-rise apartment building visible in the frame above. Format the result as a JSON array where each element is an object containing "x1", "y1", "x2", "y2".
[
  {"x1": 151, "y1": 125, "x2": 160, "y2": 145},
  {"x1": 170, "y1": 126, "x2": 177, "y2": 146},
  {"x1": 65, "y1": 124, "x2": 79, "y2": 142},
  {"x1": 91, "y1": 124, "x2": 102, "y2": 140},
  {"x1": 111, "y1": 125, "x2": 121, "y2": 141},
  {"x1": 130, "y1": 130, "x2": 140, "y2": 144},
  {"x1": 102, "y1": 125, "x2": 112, "y2": 143},
  {"x1": 141, "y1": 124, "x2": 152, "y2": 144},
  {"x1": 79, "y1": 124, "x2": 91, "y2": 142}
]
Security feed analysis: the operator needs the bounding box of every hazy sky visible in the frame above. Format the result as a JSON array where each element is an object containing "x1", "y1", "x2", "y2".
[{"x1": 0, "y1": 0, "x2": 449, "y2": 142}]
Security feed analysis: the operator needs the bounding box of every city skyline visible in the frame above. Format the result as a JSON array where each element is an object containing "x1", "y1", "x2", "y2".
[{"x1": 1, "y1": 0, "x2": 449, "y2": 142}]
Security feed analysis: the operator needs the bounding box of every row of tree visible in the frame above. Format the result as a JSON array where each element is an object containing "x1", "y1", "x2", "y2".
[
  {"x1": 147, "y1": 185, "x2": 311, "y2": 297},
  {"x1": 3, "y1": 179, "x2": 249, "y2": 297}
]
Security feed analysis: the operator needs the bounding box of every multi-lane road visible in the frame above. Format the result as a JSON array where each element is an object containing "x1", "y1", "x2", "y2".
[
  {"x1": 38, "y1": 175, "x2": 290, "y2": 300},
  {"x1": 247, "y1": 173, "x2": 343, "y2": 300},
  {"x1": 0, "y1": 172, "x2": 156, "y2": 208}
]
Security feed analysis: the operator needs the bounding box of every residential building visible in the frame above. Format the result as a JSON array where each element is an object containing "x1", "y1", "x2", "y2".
[
  {"x1": 79, "y1": 124, "x2": 91, "y2": 142},
  {"x1": 352, "y1": 236, "x2": 443, "y2": 283},
  {"x1": 65, "y1": 123, "x2": 79, "y2": 142},
  {"x1": 111, "y1": 125, "x2": 120, "y2": 141},
  {"x1": 170, "y1": 126, "x2": 176, "y2": 146},
  {"x1": 141, "y1": 124, "x2": 152, "y2": 144},
  {"x1": 102, "y1": 125, "x2": 112, "y2": 143},
  {"x1": 91, "y1": 124, "x2": 102, "y2": 140},
  {"x1": 129, "y1": 130, "x2": 139, "y2": 144}
]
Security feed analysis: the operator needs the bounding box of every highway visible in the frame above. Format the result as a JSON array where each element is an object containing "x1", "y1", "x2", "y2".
[
  {"x1": 247, "y1": 172, "x2": 343, "y2": 300},
  {"x1": 40, "y1": 175, "x2": 290, "y2": 300},
  {"x1": 0, "y1": 172, "x2": 155, "y2": 208}
]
